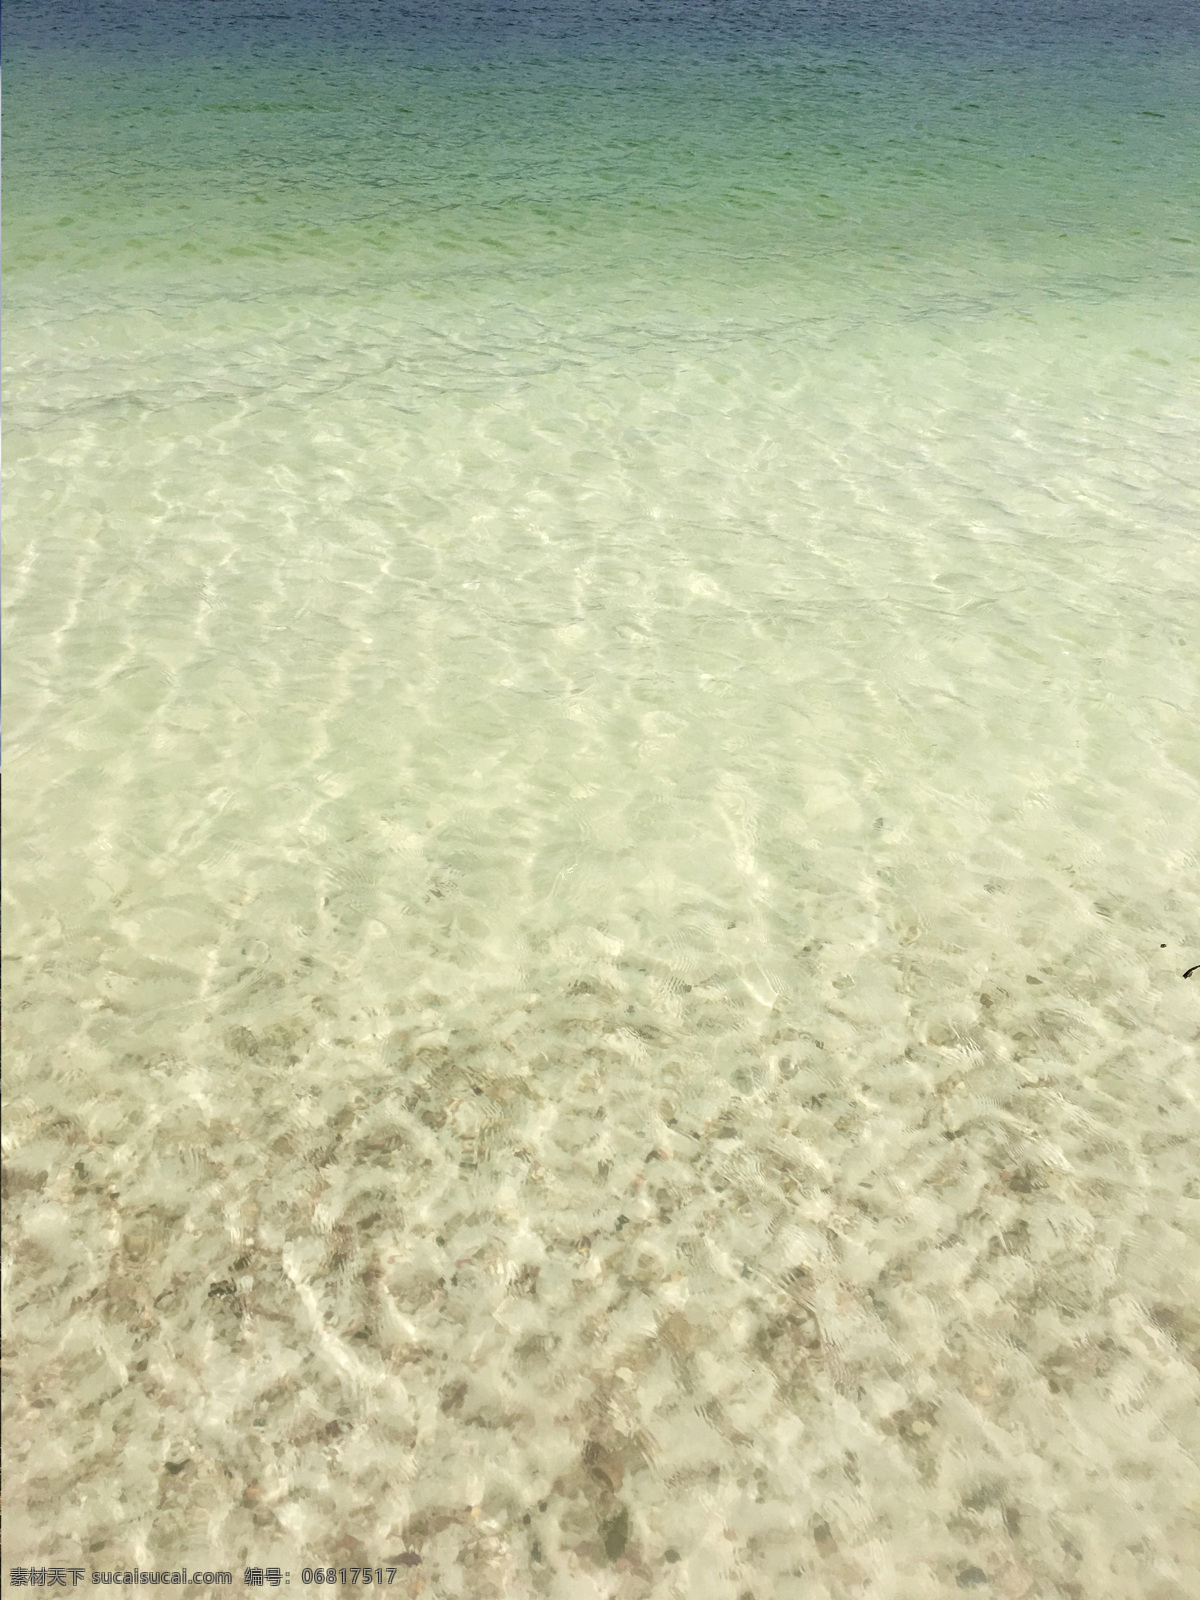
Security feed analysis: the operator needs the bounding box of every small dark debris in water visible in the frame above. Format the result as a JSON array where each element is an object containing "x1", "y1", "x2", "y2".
[
  {"x1": 664, "y1": 1548, "x2": 681, "y2": 1563},
  {"x1": 473, "y1": 1085, "x2": 483, "y2": 1095},
  {"x1": 1184, "y1": 965, "x2": 1199, "y2": 979},
  {"x1": 615, "y1": 1215, "x2": 630, "y2": 1232},
  {"x1": 583, "y1": 1441, "x2": 624, "y2": 1492},
  {"x1": 394, "y1": 1552, "x2": 421, "y2": 1567},
  {"x1": 530, "y1": 1539, "x2": 543, "y2": 1563},
  {"x1": 208, "y1": 1280, "x2": 236, "y2": 1299},
  {"x1": 164, "y1": 1461, "x2": 188, "y2": 1476},
  {"x1": 1008, "y1": 1173, "x2": 1034, "y2": 1194},
  {"x1": 440, "y1": 1381, "x2": 467, "y2": 1414},
  {"x1": 956, "y1": 1568, "x2": 988, "y2": 1588},
  {"x1": 602, "y1": 1508, "x2": 629, "y2": 1561}
]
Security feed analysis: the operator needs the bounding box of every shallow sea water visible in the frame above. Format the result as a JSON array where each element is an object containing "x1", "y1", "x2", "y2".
[{"x1": 4, "y1": 2, "x2": 1200, "y2": 1595}]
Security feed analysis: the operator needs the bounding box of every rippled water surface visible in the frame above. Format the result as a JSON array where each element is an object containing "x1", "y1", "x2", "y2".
[{"x1": 5, "y1": 2, "x2": 1200, "y2": 1594}]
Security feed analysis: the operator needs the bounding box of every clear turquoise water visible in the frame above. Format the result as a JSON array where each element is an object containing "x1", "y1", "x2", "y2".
[{"x1": 4, "y1": 4, "x2": 1200, "y2": 1594}]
